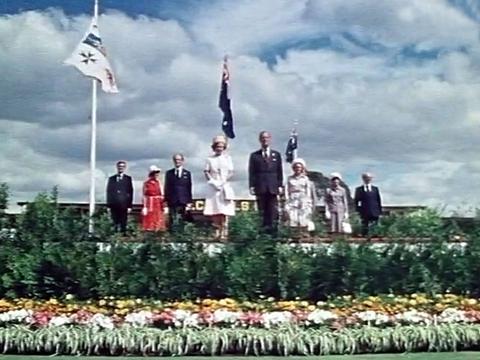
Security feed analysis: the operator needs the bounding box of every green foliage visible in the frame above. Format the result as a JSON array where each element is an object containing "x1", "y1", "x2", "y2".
[
  {"x1": 376, "y1": 208, "x2": 444, "y2": 238},
  {"x1": 2, "y1": 187, "x2": 480, "y2": 300},
  {"x1": 0, "y1": 324, "x2": 479, "y2": 355},
  {"x1": 0, "y1": 182, "x2": 8, "y2": 214}
]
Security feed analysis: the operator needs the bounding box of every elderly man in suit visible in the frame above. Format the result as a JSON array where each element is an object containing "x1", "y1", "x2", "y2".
[
  {"x1": 164, "y1": 153, "x2": 193, "y2": 229},
  {"x1": 354, "y1": 172, "x2": 382, "y2": 236},
  {"x1": 106, "y1": 160, "x2": 134, "y2": 234},
  {"x1": 248, "y1": 131, "x2": 283, "y2": 235}
]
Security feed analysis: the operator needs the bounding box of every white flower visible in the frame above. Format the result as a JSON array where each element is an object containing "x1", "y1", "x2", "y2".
[
  {"x1": 171, "y1": 310, "x2": 199, "y2": 327},
  {"x1": 307, "y1": 309, "x2": 338, "y2": 324},
  {"x1": 395, "y1": 310, "x2": 432, "y2": 324},
  {"x1": 438, "y1": 308, "x2": 471, "y2": 323},
  {"x1": 355, "y1": 311, "x2": 378, "y2": 322},
  {"x1": 262, "y1": 311, "x2": 293, "y2": 327},
  {"x1": 124, "y1": 311, "x2": 153, "y2": 327},
  {"x1": 0, "y1": 309, "x2": 33, "y2": 323},
  {"x1": 88, "y1": 313, "x2": 115, "y2": 329},
  {"x1": 213, "y1": 309, "x2": 240, "y2": 324},
  {"x1": 49, "y1": 315, "x2": 72, "y2": 327}
]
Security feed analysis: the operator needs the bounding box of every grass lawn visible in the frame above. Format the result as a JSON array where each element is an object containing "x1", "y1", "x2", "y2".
[{"x1": 0, "y1": 354, "x2": 479, "y2": 359}]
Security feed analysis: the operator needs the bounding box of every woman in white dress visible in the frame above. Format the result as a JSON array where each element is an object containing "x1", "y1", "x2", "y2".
[
  {"x1": 285, "y1": 158, "x2": 316, "y2": 233},
  {"x1": 203, "y1": 135, "x2": 235, "y2": 240}
]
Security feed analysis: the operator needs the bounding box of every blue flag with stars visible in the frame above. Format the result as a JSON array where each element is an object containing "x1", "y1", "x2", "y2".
[
  {"x1": 285, "y1": 133, "x2": 298, "y2": 163},
  {"x1": 219, "y1": 59, "x2": 235, "y2": 139}
]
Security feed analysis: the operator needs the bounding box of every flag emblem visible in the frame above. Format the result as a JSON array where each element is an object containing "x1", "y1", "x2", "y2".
[
  {"x1": 285, "y1": 133, "x2": 298, "y2": 163},
  {"x1": 65, "y1": 18, "x2": 118, "y2": 93}
]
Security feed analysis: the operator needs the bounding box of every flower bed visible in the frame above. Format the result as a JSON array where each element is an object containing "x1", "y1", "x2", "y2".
[
  {"x1": 1, "y1": 295, "x2": 480, "y2": 355},
  {"x1": 1, "y1": 294, "x2": 480, "y2": 329}
]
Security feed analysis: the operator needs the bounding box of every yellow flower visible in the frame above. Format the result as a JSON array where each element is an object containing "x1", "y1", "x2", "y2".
[{"x1": 98, "y1": 299, "x2": 107, "y2": 306}]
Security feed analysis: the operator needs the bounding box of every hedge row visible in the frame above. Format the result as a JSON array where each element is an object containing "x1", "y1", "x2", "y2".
[{"x1": 1, "y1": 190, "x2": 480, "y2": 299}]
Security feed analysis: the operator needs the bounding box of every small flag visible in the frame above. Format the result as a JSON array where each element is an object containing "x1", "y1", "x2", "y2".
[
  {"x1": 218, "y1": 58, "x2": 235, "y2": 139},
  {"x1": 65, "y1": 17, "x2": 118, "y2": 93},
  {"x1": 285, "y1": 132, "x2": 298, "y2": 163}
]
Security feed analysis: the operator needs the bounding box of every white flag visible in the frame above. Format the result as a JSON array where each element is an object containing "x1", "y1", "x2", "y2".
[{"x1": 65, "y1": 17, "x2": 118, "y2": 93}]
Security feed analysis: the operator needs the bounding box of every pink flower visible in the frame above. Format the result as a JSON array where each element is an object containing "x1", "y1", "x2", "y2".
[
  {"x1": 71, "y1": 310, "x2": 93, "y2": 325},
  {"x1": 239, "y1": 311, "x2": 263, "y2": 326},
  {"x1": 31, "y1": 311, "x2": 54, "y2": 327}
]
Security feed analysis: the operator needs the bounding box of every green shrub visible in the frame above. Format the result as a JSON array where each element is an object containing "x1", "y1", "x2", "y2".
[{"x1": 1, "y1": 186, "x2": 480, "y2": 299}]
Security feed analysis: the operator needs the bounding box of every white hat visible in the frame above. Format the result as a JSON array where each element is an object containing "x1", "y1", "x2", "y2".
[
  {"x1": 330, "y1": 172, "x2": 342, "y2": 180},
  {"x1": 291, "y1": 158, "x2": 306, "y2": 168},
  {"x1": 149, "y1": 165, "x2": 161, "y2": 173}
]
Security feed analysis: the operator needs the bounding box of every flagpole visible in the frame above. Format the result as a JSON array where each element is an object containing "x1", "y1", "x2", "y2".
[{"x1": 88, "y1": 0, "x2": 99, "y2": 234}]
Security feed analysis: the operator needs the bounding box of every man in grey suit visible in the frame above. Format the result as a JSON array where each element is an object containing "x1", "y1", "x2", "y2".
[
  {"x1": 248, "y1": 131, "x2": 283, "y2": 235},
  {"x1": 354, "y1": 172, "x2": 382, "y2": 236}
]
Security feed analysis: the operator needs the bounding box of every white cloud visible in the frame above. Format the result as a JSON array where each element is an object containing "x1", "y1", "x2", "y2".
[{"x1": 2, "y1": 1, "x2": 480, "y2": 215}]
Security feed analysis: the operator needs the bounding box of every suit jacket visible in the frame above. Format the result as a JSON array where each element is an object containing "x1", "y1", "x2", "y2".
[
  {"x1": 164, "y1": 168, "x2": 192, "y2": 207},
  {"x1": 354, "y1": 185, "x2": 382, "y2": 218},
  {"x1": 248, "y1": 149, "x2": 283, "y2": 195},
  {"x1": 106, "y1": 174, "x2": 133, "y2": 208}
]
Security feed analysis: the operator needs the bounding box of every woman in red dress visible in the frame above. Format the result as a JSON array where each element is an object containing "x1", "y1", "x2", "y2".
[{"x1": 141, "y1": 165, "x2": 166, "y2": 231}]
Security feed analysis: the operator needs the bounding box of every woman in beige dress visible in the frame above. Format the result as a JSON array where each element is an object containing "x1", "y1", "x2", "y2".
[{"x1": 285, "y1": 158, "x2": 316, "y2": 232}]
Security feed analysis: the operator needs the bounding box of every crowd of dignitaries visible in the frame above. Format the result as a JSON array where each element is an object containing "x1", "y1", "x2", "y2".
[{"x1": 106, "y1": 131, "x2": 382, "y2": 239}]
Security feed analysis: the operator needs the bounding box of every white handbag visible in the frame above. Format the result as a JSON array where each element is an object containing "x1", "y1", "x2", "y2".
[
  {"x1": 223, "y1": 184, "x2": 235, "y2": 200},
  {"x1": 342, "y1": 220, "x2": 352, "y2": 234}
]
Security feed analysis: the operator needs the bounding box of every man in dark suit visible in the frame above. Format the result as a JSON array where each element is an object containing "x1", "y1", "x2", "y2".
[
  {"x1": 354, "y1": 172, "x2": 382, "y2": 236},
  {"x1": 164, "y1": 153, "x2": 193, "y2": 229},
  {"x1": 248, "y1": 131, "x2": 283, "y2": 234},
  {"x1": 106, "y1": 160, "x2": 133, "y2": 234}
]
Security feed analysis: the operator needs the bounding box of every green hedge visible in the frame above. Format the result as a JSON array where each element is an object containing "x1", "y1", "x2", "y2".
[{"x1": 1, "y1": 189, "x2": 480, "y2": 299}]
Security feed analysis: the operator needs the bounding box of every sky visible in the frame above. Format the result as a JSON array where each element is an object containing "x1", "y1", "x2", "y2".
[{"x1": 1, "y1": 0, "x2": 480, "y2": 214}]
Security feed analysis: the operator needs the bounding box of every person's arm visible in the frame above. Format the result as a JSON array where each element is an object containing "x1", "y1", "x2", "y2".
[
  {"x1": 204, "y1": 159, "x2": 211, "y2": 181},
  {"x1": 377, "y1": 187, "x2": 382, "y2": 214},
  {"x1": 248, "y1": 153, "x2": 255, "y2": 195},
  {"x1": 310, "y1": 180, "x2": 317, "y2": 206},
  {"x1": 127, "y1": 176, "x2": 134, "y2": 208},
  {"x1": 163, "y1": 172, "x2": 170, "y2": 204},
  {"x1": 324, "y1": 190, "x2": 331, "y2": 219},
  {"x1": 187, "y1": 171, "x2": 193, "y2": 204},
  {"x1": 142, "y1": 182, "x2": 148, "y2": 215},
  {"x1": 343, "y1": 189, "x2": 349, "y2": 219},
  {"x1": 158, "y1": 181, "x2": 164, "y2": 209}
]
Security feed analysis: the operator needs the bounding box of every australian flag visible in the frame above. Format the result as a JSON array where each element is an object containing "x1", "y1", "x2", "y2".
[
  {"x1": 219, "y1": 59, "x2": 235, "y2": 139},
  {"x1": 285, "y1": 132, "x2": 298, "y2": 163}
]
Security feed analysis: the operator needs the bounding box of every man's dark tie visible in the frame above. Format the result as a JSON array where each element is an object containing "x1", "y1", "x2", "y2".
[{"x1": 175, "y1": 169, "x2": 179, "y2": 177}]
